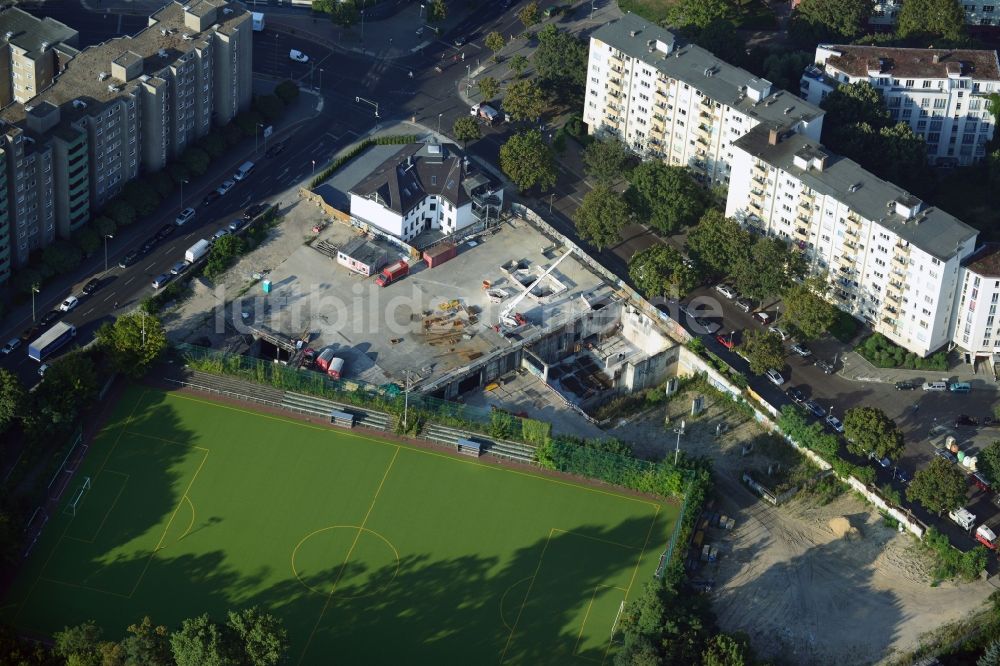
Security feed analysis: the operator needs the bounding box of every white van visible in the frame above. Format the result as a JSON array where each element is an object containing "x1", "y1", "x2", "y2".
[
  {"x1": 233, "y1": 160, "x2": 255, "y2": 181},
  {"x1": 949, "y1": 507, "x2": 976, "y2": 530},
  {"x1": 922, "y1": 381, "x2": 948, "y2": 391}
]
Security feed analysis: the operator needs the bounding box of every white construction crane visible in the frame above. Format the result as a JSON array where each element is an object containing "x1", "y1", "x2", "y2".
[{"x1": 499, "y1": 249, "x2": 573, "y2": 329}]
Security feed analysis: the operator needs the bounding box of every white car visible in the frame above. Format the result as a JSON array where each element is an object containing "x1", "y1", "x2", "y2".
[
  {"x1": 289, "y1": 49, "x2": 309, "y2": 63},
  {"x1": 59, "y1": 295, "x2": 79, "y2": 312},
  {"x1": 825, "y1": 415, "x2": 844, "y2": 433},
  {"x1": 1, "y1": 338, "x2": 20, "y2": 354},
  {"x1": 714, "y1": 284, "x2": 737, "y2": 299},
  {"x1": 768, "y1": 325, "x2": 790, "y2": 341},
  {"x1": 175, "y1": 207, "x2": 195, "y2": 226},
  {"x1": 211, "y1": 229, "x2": 230, "y2": 243},
  {"x1": 765, "y1": 368, "x2": 785, "y2": 386},
  {"x1": 38, "y1": 363, "x2": 49, "y2": 377},
  {"x1": 216, "y1": 180, "x2": 236, "y2": 196}
]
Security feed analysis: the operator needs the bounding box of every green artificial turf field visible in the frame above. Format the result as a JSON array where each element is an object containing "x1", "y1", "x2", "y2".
[{"x1": 1, "y1": 386, "x2": 678, "y2": 664}]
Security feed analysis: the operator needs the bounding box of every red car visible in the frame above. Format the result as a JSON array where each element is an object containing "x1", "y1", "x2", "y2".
[{"x1": 715, "y1": 332, "x2": 738, "y2": 350}]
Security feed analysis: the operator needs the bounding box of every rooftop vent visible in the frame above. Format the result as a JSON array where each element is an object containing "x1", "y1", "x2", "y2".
[
  {"x1": 182, "y1": 33, "x2": 194, "y2": 40},
  {"x1": 849, "y1": 182, "x2": 862, "y2": 193},
  {"x1": 107, "y1": 84, "x2": 120, "y2": 93},
  {"x1": 157, "y1": 49, "x2": 168, "y2": 58},
  {"x1": 139, "y1": 74, "x2": 149, "y2": 81},
  {"x1": 629, "y1": 29, "x2": 639, "y2": 37},
  {"x1": 160, "y1": 28, "x2": 168, "y2": 35},
  {"x1": 3, "y1": 31, "x2": 11, "y2": 40},
  {"x1": 223, "y1": 7, "x2": 233, "y2": 13},
  {"x1": 783, "y1": 106, "x2": 795, "y2": 115},
  {"x1": 71, "y1": 99, "x2": 87, "y2": 109},
  {"x1": 98, "y1": 71, "x2": 110, "y2": 81},
  {"x1": 40, "y1": 41, "x2": 48, "y2": 50}
]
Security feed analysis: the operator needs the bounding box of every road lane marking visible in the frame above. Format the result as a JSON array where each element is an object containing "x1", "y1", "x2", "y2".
[{"x1": 124, "y1": 277, "x2": 134, "y2": 286}]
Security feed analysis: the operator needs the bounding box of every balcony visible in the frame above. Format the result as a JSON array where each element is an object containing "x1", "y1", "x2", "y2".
[
  {"x1": 844, "y1": 227, "x2": 859, "y2": 240},
  {"x1": 797, "y1": 200, "x2": 812, "y2": 212},
  {"x1": 894, "y1": 241, "x2": 909, "y2": 252},
  {"x1": 795, "y1": 227, "x2": 809, "y2": 238},
  {"x1": 749, "y1": 201, "x2": 763, "y2": 214},
  {"x1": 892, "y1": 255, "x2": 908, "y2": 269},
  {"x1": 699, "y1": 109, "x2": 713, "y2": 121},
  {"x1": 699, "y1": 96, "x2": 714, "y2": 109},
  {"x1": 750, "y1": 188, "x2": 765, "y2": 198},
  {"x1": 797, "y1": 214, "x2": 811, "y2": 225}
]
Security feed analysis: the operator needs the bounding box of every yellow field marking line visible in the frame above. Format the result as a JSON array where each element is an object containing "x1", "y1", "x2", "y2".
[
  {"x1": 499, "y1": 528, "x2": 554, "y2": 665},
  {"x1": 127, "y1": 448, "x2": 209, "y2": 599},
  {"x1": 94, "y1": 389, "x2": 151, "y2": 476},
  {"x1": 573, "y1": 584, "x2": 627, "y2": 657},
  {"x1": 121, "y1": 429, "x2": 210, "y2": 452},
  {"x1": 290, "y1": 525, "x2": 401, "y2": 599},
  {"x1": 498, "y1": 576, "x2": 534, "y2": 631},
  {"x1": 178, "y1": 496, "x2": 197, "y2": 541},
  {"x1": 63, "y1": 471, "x2": 130, "y2": 545},
  {"x1": 550, "y1": 528, "x2": 640, "y2": 551},
  {"x1": 166, "y1": 391, "x2": 662, "y2": 510},
  {"x1": 297, "y1": 446, "x2": 400, "y2": 666},
  {"x1": 14, "y1": 391, "x2": 148, "y2": 623},
  {"x1": 36, "y1": 576, "x2": 132, "y2": 599}
]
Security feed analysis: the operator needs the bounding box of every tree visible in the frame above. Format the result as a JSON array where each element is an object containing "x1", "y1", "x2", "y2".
[
  {"x1": 181, "y1": 147, "x2": 211, "y2": 177},
  {"x1": 979, "y1": 441, "x2": 1000, "y2": 486},
  {"x1": 626, "y1": 162, "x2": 705, "y2": 234},
  {"x1": 171, "y1": 614, "x2": 240, "y2": 666},
  {"x1": 733, "y1": 236, "x2": 799, "y2": 301},
  {"x1": 205, "y1": 234, "x2": 245, "y2": 279},
  {"x1": 668, "y1": 0, "x2": 737, "y2": 29},
  {"x1": 0, "y1": 622, "x2": 54, "y2": 665},
  {"x1": 429, "y1": 0, "x2": 447, "y2": 21},
  {"x1": 253, "y1": 94, "x2": 284, "y2": 124},
  {"x1": 821, "y1": 81, "x2": 889, "y2": 132},
  {"x1": 843, "y1": 406, "x2": 904, "y2": 459},
  {"x1": 169, "y1": 162, "x2": 191, "y2": 187},
  {"x1": 738, "y1": 330, "x2": 785, "y2": 375},
  {"x1": 274, "y1": 80, "x2": 299, "y2": 104},
  {"x1": 583, "y1": 137, "x2": 629, "y2": 185},
  {"x1": 762, "y1": 50, "x2": 814, "y2": 93},
  {"x1": 93, "y1": 215, "x2": 116, "y2": 237},
  {"x1": 897, "y1": 0, "x2": 965, "y2": 40},
  {"x1": 54, "y1": 621, "x2": 105, "y2": 666},
  {"x1": 121, "y1": 616, "x2": 172, "y2": 666},
  {"x1": 508, "y1": 53, "x2": 529, "y2": 78},
  {"x1": 485, "y1": 31, "x2": 505, "y2": 61},
  {"x1": 107, "y1": 200, "x2": 137, "y2": 227},
  {"x1": 907, "y1": 457, "x2": 967, "y2": 514},
  {"x1": 702, "y1": 633, "x2": 752, "y2": 666},
  {"x1": 227, "y1": 607, "x2": 288, "y2": 666},
  {"x1": 629, "y1": 245, "x2": 699, "y2": 298},
  {"x1": 150, "y1": 171, "x2": 176, "y2": 199},
  {"x1": 873, "y1": 122, "x2": 930, "y2": 194},
  {"x1": 533, "y1": 25, "x2": 588, "y2": 105},
  {"x1": 691, "y1": 20, "x2": 747, "y2": 67},
  {"x1": 123, "y1": 180, "x2": 161, "y2": 217},
  {"x1": 95, "y1": 311, "x2": 168, "y2": 379},
  {"x1": 782, "y1": 280, "x2": 837, "y2": 339},
  {"x1": 500, "y1": 130, "x2": 557, "y2": 192},
  {"x1": 980, "y1": 639, "x2": 1000, "y2": 666},
  {"x1": 0, "y1": 368, "x2": 26, "y2": 436},
  {"x1": 477, "y1": 76, "x2": 499, "y2": 103},
  {"x1": 235, "y1": 110, "x2": 264, "y2": 138},
  {"x1": 573, "y1": 185, "x2": 628, "y2": 250},
  {"x1": 685, "y1": 209, "x2": 752, "y2": 278},
  {"x1": 518, "y1": 1, "x2": 539, "y2": 29},
  {"x1": 32, "y1": 352, "x2": 99, "y2": 430},
  {"x1": 451, "y1": 116, "x2": 481, "y2": 147},
  {"x1": 42, "y1": 240, "x2": 82, "y2": 275},
  {"x1": 503, "y1": 78, "x2": 546, "y2": 122},
  {"x1": 74, "y1": 227, "x2": 100, "y2": 256},
  {"x1": 792, "y1": 0, "x2": 872, "y2": 41}
]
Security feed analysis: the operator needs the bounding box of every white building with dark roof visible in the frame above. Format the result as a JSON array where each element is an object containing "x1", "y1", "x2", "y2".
[
  {"x1": 348, "y1": 142, "x2": 503, "y2": 244},
  {"x1": 583, "y1": 13, "x2": 825, "y2": 186},
  {"x1": 871, "y1": 0, "x2": 1000, "y2": 27},
  {"x1": 726, "y1": 124, "x2": 979, "y2": 357},
  {"x1": 800, "y1": 44, "x2": 1000, "y2": 166},
  {"x1": 952, "y1": 244, "x2": 1000, "y2": 363}
]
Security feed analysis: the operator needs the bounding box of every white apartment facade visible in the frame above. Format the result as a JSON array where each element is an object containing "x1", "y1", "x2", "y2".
[
  {"x1": 583, "y1": 13, "x2": 825, "y2": 187},
  {"x1": 952, "y1": 244, "x2": 1000, "y2": 363},
  {"x1": 726, "y1": 125, "x2": 978, "y2": 357},
  {"x1": 871, "y1": 1, "x2": 1000, "y2": 26},
  {"x1": 800, "y1": 44, "x2": 1000, "y2": 166}
]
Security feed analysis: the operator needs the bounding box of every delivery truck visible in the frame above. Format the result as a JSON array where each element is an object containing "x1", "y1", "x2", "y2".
[
  {"x1": 315, "y1": 348, "x2": 335, "y2": 372},
  {"x1": 976, "y1": 524, "x2": 997, "y2": 549},
  {"x1": 29, "y1": 322, "x2": 76, "y2": 361},
  {"x1": 185, "y1": 239, "x2": 212, "y2": 264},
  {"x1": 375, "y1": 260, "x2": 409, "y2": 287},
  {"x1": 252, "y1": 12, "x2": 265, "y2": 31}
]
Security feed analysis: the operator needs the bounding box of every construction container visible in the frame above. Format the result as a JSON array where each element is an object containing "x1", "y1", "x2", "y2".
[{"x1": 424, "y1": 242, "x2": 457, "y2": 268}]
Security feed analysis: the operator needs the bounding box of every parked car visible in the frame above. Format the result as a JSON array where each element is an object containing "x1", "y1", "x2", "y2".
[
  {"x1": 264, "y1": 143, "x2": 285, "y2": 158},
  {"x1": 734, "y1": 299, "x2": 752, "y2": 313},
  {"x1": 693, "y1": 317, "x2": 721, "y2": 334},
  {"x1": 954, "y1": 414, "x2": 979, "y2": 427},
  {"x1": 714, "y1": 284, "x2": 737, "y2": 299},
  {"x1": 139, "y1": 238, "x2": 157, "y2": 256},
  {"x1": 289, "y1": 49, "x2": 309, "y2": 63},
  {"x1": 715, "y1": 332, "x2": 738, "y2": 350},
  {"x1": 170, "y1": 260, "x2": 191, "y2": 275},
  {"x1": 202, "y1": 191, "x2": 220, "y2": 207},
  {"x1": 895, "y1": 468, "x2": 910, "y2": 484},
  {"x1": 119, "y1": 249, "x2": 139, "y2": 268},
  {"x1": 922, "y1": 381, "x2": 948, "y2": 391},
  {"x1": 156, "y1": 223, "x2": 175, "y2": 240},
  {"x1": 787, "y1": 386, "x2": 805, "y2": 403},
  {"x1": 59, "y1": 295, "x2": 79, "y2": 312},
  {"x1": 216, "y1": 179, "x2": 236, "y2": 196},
  {"x1": 973, "y1": 472, "x2": 992, "y2": 493},
  {"x1": 243, "y1": 202, "x2": 269, "y2": 220},
  {"x1": 211, "y1": 229, "x2": 230, "y2": 243},
  {"x1": 791, "y1": 343, "x2": 812, "y2": 358},
  {"x1": 176, "y1": 207, "x2": 196, "y2": 226},
  {"x1": 152, "y1": 273, "x2": 173, "y2": 289},
  {"x1": 753, "y1": 312, "x2": 772, "y2": 326},
  {"x1": 227, "y1": 219, "x2": 245, "y2": 233},
  {"x1": 768, "y1": 325, "x2": 789, "y2": 341},
  {"x1": 39, "y1": 310, "x2": 61, "y2": 327},
  {"x1": 936, "y1": 448, "x2": 958, "y2": 464},
  {"x1": 1, "y1": 338, "x2": 20, "y2": 354},
  {"x1": 815, "y1": 359, "x2": 834, "y2": 374},
  {"x1": 453, "y1": 35, "x2": 467, "y2": 46},
  {"x1": 765, "y1": 368, "x2": 785, "y2": 386},
  {"x1": 825, "y1": 415, "x2": 844, "y2": 433},
  {"x1": 895, "y1": 381, "x2": 918, "y2": 390},
  {"x1": 37, "y1": 364, "x2": 49, "y2": 377},
  {"x1": 81, "y1": 277, "x2": 101, "y2": 295},
  {"x1": 804, "y1": 400, "x2": 825, "y2": 417},
  {"x1": 19, "y1": 324, "x2": 41, "y2": 343}
]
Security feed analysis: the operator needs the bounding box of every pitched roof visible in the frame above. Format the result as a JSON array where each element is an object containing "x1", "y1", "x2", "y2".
[
  {"x1": 817, "y1": 44, "x2": 1000, "y2": 81},
  {"x1": 962, "y1": 243, "x2": 1000, "y2": 278}
]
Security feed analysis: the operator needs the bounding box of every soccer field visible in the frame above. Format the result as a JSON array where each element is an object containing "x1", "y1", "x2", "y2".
[{"x1": 1, "y1": 386, "x2": 678, "y2": 664}]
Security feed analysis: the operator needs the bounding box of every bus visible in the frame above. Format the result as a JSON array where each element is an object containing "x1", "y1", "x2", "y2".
[{"x1": 28, "y1": 322, "x2": 76, "y2": 361}]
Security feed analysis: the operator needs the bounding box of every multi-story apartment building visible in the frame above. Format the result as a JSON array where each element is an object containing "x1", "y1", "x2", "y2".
[
  {"x1": 726, "y1": 124, "x2": 978, "y2": 357},
  {"x1": 952, "y1": 244, "x2": 1000, "y2": 363},
  {"x1": 583, "y1": 13, "x2": 825, "y2": 187},
  {"x1": 871, "y1": 1, "x2": 1000, "y2": 27},
  {"x1": 0, "y1": 9, "x2": 78, "y2": 107},
  {"x1": 800, "y1": 44, "x2": 1000, "y2": 166},
  {"x1": 0, "y1": 0, "x2": 251, "y2": 285}
]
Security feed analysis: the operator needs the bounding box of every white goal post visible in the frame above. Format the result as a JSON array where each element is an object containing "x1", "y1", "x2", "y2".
[{"x1": 63, "y1": 476, "x2": 92, "y2": 517}]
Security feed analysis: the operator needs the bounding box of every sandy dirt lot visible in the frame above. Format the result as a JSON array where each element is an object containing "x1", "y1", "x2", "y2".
[{"x1": 609, "y1": 388, "x2": 994, "y2": 665}]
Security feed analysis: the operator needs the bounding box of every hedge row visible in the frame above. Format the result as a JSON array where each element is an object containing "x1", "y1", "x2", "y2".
[{"x1": 309, "y1": 134, "x2": 417, "y2": 188}]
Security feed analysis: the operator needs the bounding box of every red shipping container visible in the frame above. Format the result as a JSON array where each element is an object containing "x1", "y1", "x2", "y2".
[{"x1": 423, "y1": 242, "x2": 457, "y2": 269}]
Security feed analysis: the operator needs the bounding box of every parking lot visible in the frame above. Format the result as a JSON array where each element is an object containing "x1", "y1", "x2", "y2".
[{"x1": 671, "y1": 282, "x2": 1000, "y2": 548}]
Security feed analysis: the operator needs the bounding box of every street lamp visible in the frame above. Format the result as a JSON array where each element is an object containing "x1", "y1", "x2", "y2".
[
  {"x1": 419, "y1": 3, "x2": 424, "y2": 16},
  {"x1": 549, "y1": 193, "x2": 554, "y2": 212},
  {"x1": 180, "y1": 178, "x2": 188, "y2": 210},
  {"x1": 673, "y1": 419, "x2": 686, "y2": 465},
  {"x1": 403, "y1": 370, "x2": 411, "y2": 430},
  {"x1": 312, "y1": 159, "x2": 316, "y2": 175},
  {"x1": 318, "y1": 68, "x2": 324, "y2": 91},
  {"x1": 255, "y1": 122, "x2": 263, "y2": 153},
  {"x1": 103, "y1": 234, "x2": 114, "y2": 272},
  {"x1": 30, "y1": 283, "x2": 39, "y2": 322},
  {"x1": 437, "y1": 112, "x2": 443, "y2": 134}
]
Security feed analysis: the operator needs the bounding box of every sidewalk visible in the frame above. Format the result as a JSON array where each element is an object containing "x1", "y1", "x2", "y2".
[{"x1": 838, "y1": 349, "x2": 990, "y2": 384}]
